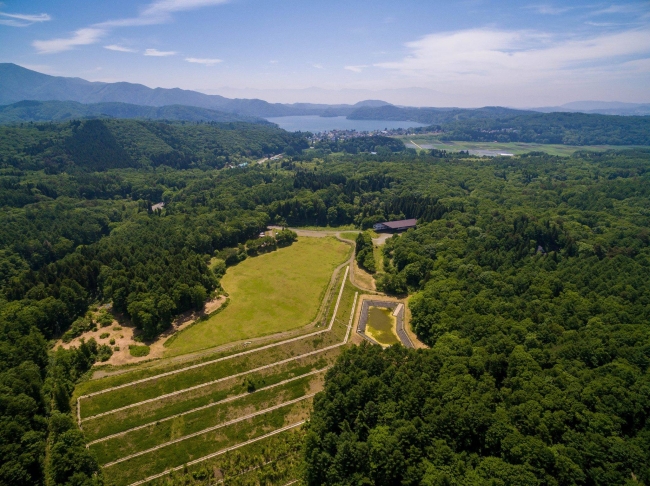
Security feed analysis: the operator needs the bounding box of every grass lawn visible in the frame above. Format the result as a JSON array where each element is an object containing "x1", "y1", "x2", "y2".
[
  {"x1": 397, "y1": 136, "x2": 650, "y2": 157},
  {"x1": 165, "y1": 237, "x2": 350, "y2": 356},
  {"x1": 373, "y1": 245, "x2": 384, "y2": 273}
]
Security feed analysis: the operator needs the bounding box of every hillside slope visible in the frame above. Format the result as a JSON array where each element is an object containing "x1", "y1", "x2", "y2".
[{"x1": 0, "y1": 100, "x2": 269, "y2": 124}]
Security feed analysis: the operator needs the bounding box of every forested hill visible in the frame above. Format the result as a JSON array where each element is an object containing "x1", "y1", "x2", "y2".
[
  {"x1": 1, "y1": 137, "x2": 649, "y2": 484},
  {"x1": 304, "y1": 150, "x2": 650, "y2": 485},
  {"x1": 0, "y1": 100, "x2": 268, "y2": 124},
  {"x1": 348, "y1": 105, "x2": 531, "y2": 124},
  {"x1": 349, "y1": 105, "x2": 650, "y2": 145},
  {"x1": 0, "y1": 119, "x2": 308, "y2": 172}
]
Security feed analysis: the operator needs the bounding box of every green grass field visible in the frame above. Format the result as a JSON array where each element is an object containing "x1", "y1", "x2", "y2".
[
  {"x1": 398, "y1": 135, "x2": 650, "y2": 157},
  {"x1": 165, "y1": 237, "x2": 350, "y2": 356},
  {"x1": 75, "y1": 246, "x2": 361, "y2": 486}
]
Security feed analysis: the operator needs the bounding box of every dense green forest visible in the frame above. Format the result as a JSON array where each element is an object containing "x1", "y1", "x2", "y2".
[
  {"x1": 313, "y1": 135, "x2": 406, "y2": 155},
  {"x1": 0, "y1": 119, "x2": 308, "y2": 172},
  {"x1": 305, "y1": 150, "x2": 650, "y2": 485},
  {"x1": 1, "y1": 118, "x2": 649, "y2": 485},
  {"x1": 349, "y1": 105, "x2": 650, "y2": 145}
]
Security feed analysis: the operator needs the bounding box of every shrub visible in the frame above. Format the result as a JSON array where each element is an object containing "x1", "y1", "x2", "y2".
[
  {"x1": 61, "y1": 316, "x2": 93, "y2": 343},
  {"x1": 275, "y1": 228, "x2": 298, "y2": 247},
  {"x1": 96, "y1": 311, "x2": 113, "y2": 327},
  {"x1": 96, "y1": 344, "x2": 113, "y2": 362},
  {"x1": 99, "y1": 332, "x2": 110, "y2": 339},
  {"x1": 112, "y1": 326, "x2": 122, "y2": 331},
  {"x1": 109, "y1": 338, "x2": 115, "y2": 345},
  {"x1": 129, "y1": 344, "x2": 150, "y2": 357}
]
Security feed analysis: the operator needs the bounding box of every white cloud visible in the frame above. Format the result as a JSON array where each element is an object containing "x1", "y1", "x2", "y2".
[
  {"x1": 104, "y1": 44, "x2": 137, "y2": 52},
  {"x1": 97, "y1": 0, "x2": 231, "y2": 28},
  {"x1": 592, "y1": 3, "x2": 648, "y2": 15},
  {"x1": 527, "y1": 5, "x2": 573, "y2": 15},
  {"x1": 312, "y1": 63, "x2": 324, "y2": 69},
  {"x1": 185, "y1": 57, "x2": 222, "y2": 65},
  {"x1": 375, "y1": 28, "x2": 650, "y2": 86},
  {"x1": 33, "y1": 28, "x2": 105, "y2": 54},
  {"x1": 35, "y1": 0, "x2": 230, "y2": 54},
  {"x1": 0, "y1": 11, "x2": 51, "y2": 27},
  {"x1": 269, "y1": 60, "x2": 278, "y2": 64},
  {"x1": 345, "y1": 65, "x2": 369, "y2": 73},
  {"x1": 144, "y1": 48, "x2": 176, "y2": 56}
]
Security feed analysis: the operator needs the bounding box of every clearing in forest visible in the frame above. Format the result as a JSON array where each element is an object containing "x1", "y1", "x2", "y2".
[{"x1": 165, "y1": 237, "x2": 350, "y2": 356}]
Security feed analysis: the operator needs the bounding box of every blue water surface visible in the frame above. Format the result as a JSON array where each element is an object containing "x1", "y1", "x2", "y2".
[{"x1": 265, "y1": 115, "x2": 427, "y2": 133}]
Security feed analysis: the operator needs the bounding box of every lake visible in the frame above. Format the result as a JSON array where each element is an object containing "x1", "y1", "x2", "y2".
[{"x1": 266, "y1": 115, "x2": 428, "y2": 133}]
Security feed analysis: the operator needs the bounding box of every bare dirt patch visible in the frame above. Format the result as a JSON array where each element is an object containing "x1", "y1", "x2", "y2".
[
  {"x1": 351, "y1": 259, "x2": 376, "y2": 291},
  {"x1": 56, "y1": 297, "x2": 227, "y2": 367}
]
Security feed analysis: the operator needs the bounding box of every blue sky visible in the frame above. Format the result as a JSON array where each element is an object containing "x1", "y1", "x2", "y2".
[{"x1": 0, "y1": 0, "x2": 649, "y2": 107}]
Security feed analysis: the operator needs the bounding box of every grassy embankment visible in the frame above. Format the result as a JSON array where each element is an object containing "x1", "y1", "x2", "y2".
[{"x1": 75, "y1": 246, "x2": 361, "y2": 486}]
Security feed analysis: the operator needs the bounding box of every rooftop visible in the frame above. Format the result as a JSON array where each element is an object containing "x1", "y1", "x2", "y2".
[{"x1": 380, "y1": 219, "x2": 417, "y2": 229}]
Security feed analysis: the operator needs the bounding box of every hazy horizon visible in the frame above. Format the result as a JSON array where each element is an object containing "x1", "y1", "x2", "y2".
[{"x1": 1, "y1": 0, "x2": 649, "y2": 107}]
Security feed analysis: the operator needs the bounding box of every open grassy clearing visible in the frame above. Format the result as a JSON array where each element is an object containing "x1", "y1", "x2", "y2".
[
  {"x1": 397, "y1": 135, "x2": 650, "y2": 156},
  {"x1": 79, "y1": 267, "x2": 354, "y2": 419},
  {"x1": 366, "y1": 307, "x2": 399, "y2": 346},
  {"x1": 165, "y1": 237, "x2": 350, "y2": 356},
  {"x1": 81, "y1": 352, "x2": 335, "y2": 441},
  {"x1": 104, "y1": 399, "x2": 312, "y2": 486},
  {"x1": 79, "y1": 259, "x2": 360, "y2": 485},
  {"x1": 76, "y1": 242, "x2": 351, "y2": 399},
  {"x1": 81, "y1": 273, "x2": 357, "y2": 440},
  {"x1": 90, "y1": 371, "x2": 322, "y2": 465}
]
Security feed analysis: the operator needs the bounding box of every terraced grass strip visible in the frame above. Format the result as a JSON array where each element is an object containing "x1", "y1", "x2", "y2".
[
  {"x1": 110, "y1": 401, "x2": 310, "y2": 486},
  {"x1": 89, "y1": 373, "x2": 323, "y2": 464},
  {"x1": 102, "y1": 393, "x2": 315, "y2": 468},
  {"x1": 126, "y1": 422, "x2": 304, "y2": 486},
  {"x1": 87, "y1": 367, "x2": 326, "y2": 446},
  {"x1": 81, "y1": 352, "x2": 335, "y2": 441},
  {"x1": 82, "y1": 342, "x2": 340, "y2": 421}
]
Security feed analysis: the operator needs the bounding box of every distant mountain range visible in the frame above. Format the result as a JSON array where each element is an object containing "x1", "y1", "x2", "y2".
[
  {"x1": 0, "y1": 63, "x2": 387, "y2": 119},
  {"x1": 531, "y1": 101, "x2": 650, "y2": 116},
  {"x1": 0, "y1": 64, "x2": 648, "y2": 125}
]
